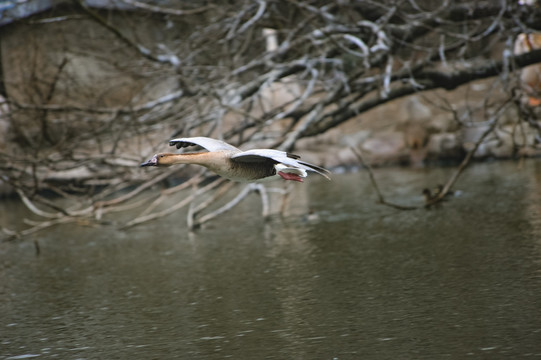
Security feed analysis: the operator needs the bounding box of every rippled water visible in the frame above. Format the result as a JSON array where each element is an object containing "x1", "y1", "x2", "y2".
[{"x1": 1, "y1": 161, "x2": 541, "y2": 359}]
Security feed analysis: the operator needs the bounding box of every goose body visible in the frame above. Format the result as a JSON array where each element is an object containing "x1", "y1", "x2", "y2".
[{"x1": 141, "y1": 137, "x2": 331, "y2": 182}]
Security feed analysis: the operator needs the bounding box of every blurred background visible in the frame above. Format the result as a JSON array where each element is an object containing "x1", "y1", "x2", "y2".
[
  {"x1": 0, "y1": 0, "x2": 540, "y2": 232},
  {"x1": 1, "y1": 2, "x2": 541, "y2": 358}
]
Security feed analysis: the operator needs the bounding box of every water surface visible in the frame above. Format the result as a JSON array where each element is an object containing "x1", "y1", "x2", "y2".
[{"x1": 1, "y1": 161, "x2": 541, "y2": 359}]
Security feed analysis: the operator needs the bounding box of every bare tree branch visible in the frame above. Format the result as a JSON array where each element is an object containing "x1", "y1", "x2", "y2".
[
  {"x1": 119, "y1": 0, "x2": 214, "y2": 16},
  {"x1": 73, "y1": 0, "x2": 181, "y2": 66},
  {"x1": 3, "y1": 0, "x2": 541, "y2": 236},
  {"x1": 349, "y1": 147, "x2": 418, "y2": 211}
]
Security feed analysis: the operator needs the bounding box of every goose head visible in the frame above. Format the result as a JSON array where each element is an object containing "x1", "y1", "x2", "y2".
[
  {"x1": 141, "y1": 154, "x2": 159, "y2": 167},
  {"x1": 140, "y1": 154, "x2": 179, "y2": 167}
]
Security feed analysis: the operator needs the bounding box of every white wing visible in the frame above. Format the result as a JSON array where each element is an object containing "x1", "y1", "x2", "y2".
[
  {"x1": 232, "y1": 149, "x2": 331, "y2": 179},
  {"x1": 232, "y1": 149, "x2": 297, "y2": 164},
  {"x1": 169, "y1": 137, "x2": 240, "y2": 152}
]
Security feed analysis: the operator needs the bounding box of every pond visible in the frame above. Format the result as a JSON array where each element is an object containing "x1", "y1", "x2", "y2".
[{"x1": 1, "y1": 160, "x2": 541, "y2": 359}]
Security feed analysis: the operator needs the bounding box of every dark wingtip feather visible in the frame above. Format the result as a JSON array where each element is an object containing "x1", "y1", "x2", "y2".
[
  {"x1": 169, "y1": 140, "x2": 195, "y2": 149},
  {"x1": 286, "y1": 153, "x2": 301, "y2": 160},
  {"x1": 299, "y1": 160, "x2": 332, "y2": 180}
]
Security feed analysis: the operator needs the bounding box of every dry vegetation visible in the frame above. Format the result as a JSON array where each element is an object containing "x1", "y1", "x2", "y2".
[{"x1": 1, "y1": 0, "x2": 541, "y2": 238}]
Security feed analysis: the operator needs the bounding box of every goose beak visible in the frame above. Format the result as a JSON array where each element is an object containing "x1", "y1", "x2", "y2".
[{"x1": 140, "y1": 155, "x2": 158, "y2": 167}]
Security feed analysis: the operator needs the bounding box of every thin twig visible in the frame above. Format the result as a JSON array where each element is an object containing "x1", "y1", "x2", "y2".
[
  {"x1": 135, "y1": 171, "x2": 206, "y2": 218},
  {"x1": 121, "y1": 177, "x2": 225, "y2": 229},
  {"x1": 74, "y1": 0, "x2": 181, "y2": 66},
  {"x1": 2, "y1": 217, "x2": 78, "y2": 241},
  {"x1": 119, "y1": 0, "x2": 214, "y2": 16},
  {"x1": 13, "y1": 90, "x2": 185, "y2": 115},
  {"x1": 279, "y1": 103, "x2": 323, "y2": 151},
  {"x1": 227, "y1": 0, "x2": 266, "y2": 40},
  {"x1": 279, "y1": 182, "x2": 293, "y2": 215},
  {"x1": 94, "y1": 167, "x2": 179, "y2": 208},
  {"x1": 350, "y1": 147, "x2": 418, "y2": 210},
  {"x1": 351, "y1": 100, "x2": 512, "y2": 209},
  {"x1": 255, "y1": 184, "x2": 270, "y2": 219},
  {"x1": 192, "y1": 184, "x2": 256, "y2": 228},
  {"x1": 189, "y1": 181, "x2": 236, "y2": 222},
  {"x1": 17, "y1": 189, "x2": 62, "y2": 219},
  {"x1": 426, "y1": 100, "x2": 512, "y2": 205}
]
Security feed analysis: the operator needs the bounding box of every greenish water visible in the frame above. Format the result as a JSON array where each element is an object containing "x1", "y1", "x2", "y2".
[{"x1": 1, "y1": 161, "x2": 541, "y2": 359}]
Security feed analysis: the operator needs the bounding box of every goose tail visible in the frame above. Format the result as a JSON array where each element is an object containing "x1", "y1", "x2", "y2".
[{"x1": 298, "y1": 161, "x2": 332, "y2": 180}]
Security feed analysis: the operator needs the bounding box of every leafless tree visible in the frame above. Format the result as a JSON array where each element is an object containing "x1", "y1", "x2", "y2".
[{"x1": 1, "y1": 0, "x2": 541, "y2": 239}]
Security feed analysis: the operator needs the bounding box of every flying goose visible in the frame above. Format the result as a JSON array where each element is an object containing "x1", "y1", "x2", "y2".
[{"x1": 141, "y1": 137, "x2": 331, "y2": 183}]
